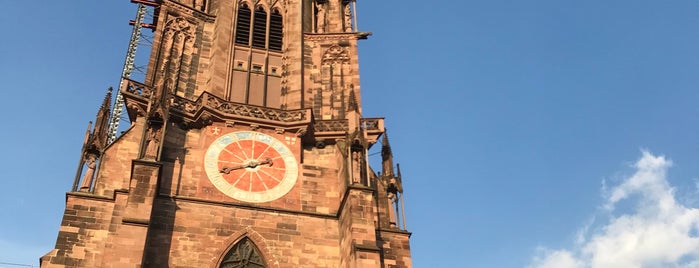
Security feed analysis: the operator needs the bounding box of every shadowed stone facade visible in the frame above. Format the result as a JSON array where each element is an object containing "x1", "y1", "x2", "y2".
[{"x1": 41, "y1": 0, "x2": 411, "y2": 267}]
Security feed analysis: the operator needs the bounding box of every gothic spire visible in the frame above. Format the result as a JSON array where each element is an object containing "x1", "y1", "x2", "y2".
[
  {"x1": 381, "y1": 130, "x2": 394, "y2": 178},
  {"x1": 381, "y1": 129, "x2": 391, "y2": 155},
  {"x1": 348, "y1": 89, "x2": 358, "y2": 112},
  {"x1": 395, "y1": 163, "x2": 403, "y2": 193},
  {"x1": 82, "y1": 121, "x2": 93, "y2": 149},
  {"x1": 93, "y1": 87, "x2": 113, "y2": 149}
]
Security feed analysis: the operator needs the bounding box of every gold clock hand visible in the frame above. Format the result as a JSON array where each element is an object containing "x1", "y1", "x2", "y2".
[
  {"x1": 220, "y1": 158, "x2": 273, "y2": 174},
  {"x1": 245, "y1": 158, "x2": 274, "y2": 168},
  {"x1": 256, "y1": 158, "x2": 274, "y2": 167},
  {"x1": 220, "y1": 164, "x2": 247, "y2": 174}
]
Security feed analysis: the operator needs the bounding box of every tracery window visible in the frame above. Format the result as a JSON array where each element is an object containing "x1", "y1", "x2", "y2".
[{"x1": 219, "y1": 238, "x2": 267, "y2": 268}]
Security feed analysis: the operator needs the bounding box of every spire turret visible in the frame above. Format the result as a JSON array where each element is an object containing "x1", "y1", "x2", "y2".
[
  {"x1": 93, "y1": 87, "x2": 112, "y2": 149},
  {"x1": 72, "y1": 87, "x2": 112, "y2": 192},
  {"x1": 395, "y1": 163, "x2": 403, "y2": 193},
  {"x1": 381, "y1": 130, "x2": 394, "y2": 178},
  {"x1": 82, "y1": 121, "x2": 93, "y2": 149},
  {"x1": 382, "y1": 130, "x2": 402, "y2": 193}
]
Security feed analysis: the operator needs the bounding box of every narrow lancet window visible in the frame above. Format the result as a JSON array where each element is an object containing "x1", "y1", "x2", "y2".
[
  {"x1": 235, "y1": 4, "x2": 252, "y2": 45},
  {"x1": 269, "y1": 9, "x2": 283, "y2": 51},
  {"x1": 252, "y1": 7, "x2": 268, "y2": 49}
]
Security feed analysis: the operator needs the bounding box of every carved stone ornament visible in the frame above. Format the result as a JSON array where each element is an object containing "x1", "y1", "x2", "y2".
[
  {"x1": 360, "y1": 118, "x2": 380, "y2": 131},
  {"x1": 314, "y1": 119, "x2": 348, "y2": 132},
  {"x1": 126, "y1": 81, "x2": 312, "y2": 130},
  {"x1": 305, "y1": 32, "x2": 365, "y2": 42},
  {"x1": 171, "y1": 96, "x2": 198, "y2": 113},
  {"x1": 124, "y1": 79, "x2": 153, "y2": 99},
  {"x1": 143, "y1": 125, "x2": 162, "y2": 160},
  {"x1": 152, "y1": 16, "x2": 196, "y2": 110},
  {"x1": 202, "y1": 94, "x2": 307, "y2": 122},
  {"x1": 164, "y1": 17, "x2": 196, "y2": 36},
  {"x1": 295, "y1": 127, "x2": 307, "y2": 137},
  {"x1": 126, "y1": 101, "x2": 145, "y2": 117},
  {"x1": 322, "y1": 45, "x2": 350, "y2": 64},
  {"x1": 79, "y1": 154, "x2": 98, "y2": 191}
]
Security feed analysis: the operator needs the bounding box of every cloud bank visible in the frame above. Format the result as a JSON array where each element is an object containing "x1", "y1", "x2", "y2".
[{"x1": 529, "y1": 151, "x2": 699, "y2": 268}]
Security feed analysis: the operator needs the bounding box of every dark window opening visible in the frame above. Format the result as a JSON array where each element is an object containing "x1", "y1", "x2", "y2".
[
  {"x1": 269, "y1": 9, "x2": 283, "y2": 51},
  {"x1": 235, "y1": 4, "x2": 251, "y2": 45},
  {"x1": 252, "y1": 7, "x2": 268, "y2": 49}
]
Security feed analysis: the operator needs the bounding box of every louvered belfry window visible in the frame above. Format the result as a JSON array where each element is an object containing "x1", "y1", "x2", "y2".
[
  {"x1": 230, "y1": 3, "x2": 284, "y2": 107},
  {"x1": 252, "y1": 7, "x2": 268, "y2": 48},
  {"x1": 269, "y1": 9, "x2": 283, "y2": 51},
  {"x1": 235, "y1": 4, "x2": 251, "y2": 45},
  {"x1": 235, "y1": 4, "x2": 283, "y2": 50}
]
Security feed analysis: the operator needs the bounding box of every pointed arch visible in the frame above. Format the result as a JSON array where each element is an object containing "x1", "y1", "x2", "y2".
[
  {"x1": 317, "y1": 45, "x2": 351, "y2": 119},
  {"x1": 269, "y1": 8, "x2": 283, "y2": 51},
  {"x1": 235, "y1": 3, "x2": 252, "y2": 45},
  {"x1": 252, "y1": 6, "x2": 268, "y2": 48},
  {"x1": 219, "y1": 237, "x2": 266, "y2": 268},
  {"x1": 154, "y1": 16, "x2": 196, "y2": 98},
  {"x1": 214, "y1": 228, "x2": 276, "y2": 268}
]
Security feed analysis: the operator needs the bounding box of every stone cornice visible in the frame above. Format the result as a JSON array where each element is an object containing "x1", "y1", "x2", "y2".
[
  {"x1": 65, "y1": 191, "x2": 114, "y2": 202},
  {"x1": 377, "y1": 227, "x2": 412, "y2": 237},
  {"x1": 353, "y1": 243, "x2": 381, "y2": 252},
  {"x1": 304, "y1": 31, "x2": 372, "y2": 41}
]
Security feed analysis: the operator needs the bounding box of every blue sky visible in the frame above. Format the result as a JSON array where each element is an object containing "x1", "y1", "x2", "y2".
[{"x1": 2, "y1": 1, "x2": 699, "y2": 267}]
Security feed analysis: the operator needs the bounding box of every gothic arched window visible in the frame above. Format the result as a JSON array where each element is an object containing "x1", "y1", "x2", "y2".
[
  {"x1": 234, "y1": 4, "x2": 283, "y2": 50},
  {"x1": 251, "y1": 7, "x2": 268, "y2": 49},
  {"x1": 229, "y1": 3, "x2": 284, "y2": 107},
  {"x1": 219, "y1": 238, "x2": 267, "y2": 268},
  {"x1": 235, "y1": 4, "x2": 251, "y2": 45},
  {"x1": 269, "y1": 9, "x2": 283, "y2": 51}
]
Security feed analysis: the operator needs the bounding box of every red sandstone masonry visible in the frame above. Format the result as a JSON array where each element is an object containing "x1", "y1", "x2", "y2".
[{"x1": 42, "y1": 1, "x2": 411, "y2": 267}]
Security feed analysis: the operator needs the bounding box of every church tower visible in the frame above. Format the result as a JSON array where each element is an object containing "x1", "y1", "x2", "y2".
[{"x1": 41, "y1": 0, "x2": 411, "y2": 267}]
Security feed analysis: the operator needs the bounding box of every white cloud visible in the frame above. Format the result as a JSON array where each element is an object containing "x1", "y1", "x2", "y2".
[
  {"x1": 530, "y1": 248, "x2": 583, "y2": 268},
  {"x1": 529, "y1": 151, "x2": 699, "y2": 268}
]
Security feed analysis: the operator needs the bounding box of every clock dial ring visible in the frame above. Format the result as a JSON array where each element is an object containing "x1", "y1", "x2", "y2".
[{"x1": 204, "y1": 131, "x2": 298, "y2": 203}]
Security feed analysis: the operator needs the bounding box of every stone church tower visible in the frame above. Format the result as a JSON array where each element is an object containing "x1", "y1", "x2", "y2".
[{"x1": 41, "y1": 0, "x2": 411, "y2": 267}]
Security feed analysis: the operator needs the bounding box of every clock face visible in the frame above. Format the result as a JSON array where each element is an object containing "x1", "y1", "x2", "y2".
[{"x1": 204, "y1": 131, "x2": 299, "y2": 203}]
